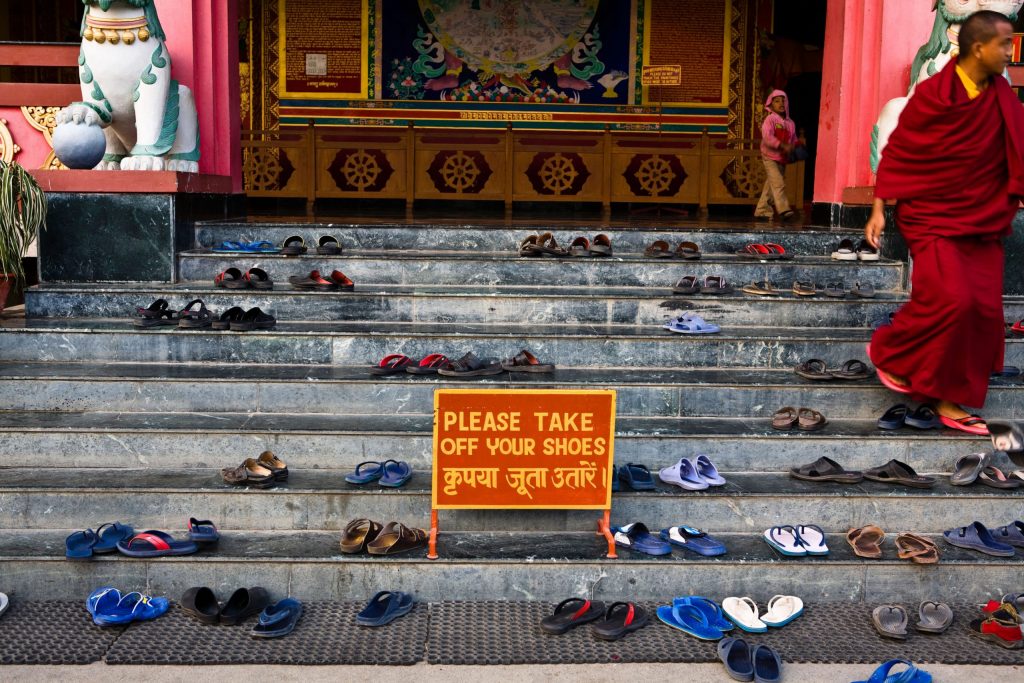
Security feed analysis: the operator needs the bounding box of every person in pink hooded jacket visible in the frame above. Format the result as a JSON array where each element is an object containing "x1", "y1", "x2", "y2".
[{"x1": 755, "y1": 89, "x2": 798, "y2": 221}]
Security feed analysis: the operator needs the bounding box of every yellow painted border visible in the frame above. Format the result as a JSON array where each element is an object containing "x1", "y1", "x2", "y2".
[
  {"x1": 278, "y1": 0, "x2": 369, "y2": 99},
  {"x1": 431, "y1": 389, "x2": 616, "y2": 510},
  {"x1": 641, "y1": 0, "x2": 731, "y2": 108}
]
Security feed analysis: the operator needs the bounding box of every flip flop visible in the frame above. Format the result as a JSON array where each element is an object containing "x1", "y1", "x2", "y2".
[
  {"x1": 675, "y1": 241, "x2": 701, "y2": 260},
  {"x1": 877, "y1": 404, "x2": 908, "y2": 430},
  {"x1": 187, "y1": 518, "x2": 220, "y2": 543},
  {"x1": 345, "y1": 461, "x2": 385, "y2": 485},
  {"x1": 977, "y1": 465, "x2": 1021, "y2": 490},
  {"x1": 659, "y1": 526, "x2": 727, "y2": 556},
  {"x1": 672, "y1": 276, "x2": 700, "y2": 295},
  {"x1": 772, "y1": 407, "x2": 798, "y2": 430},
  {"x1": 894, "y1": 533, "x2": 939, "y2": 564},
  {"x1": 0, "y1": 592, "x2": 7, "y2": 620},
  {"x1": 116, "y1": 530, "x2": 199, "y2": 557},
  {"x1": 379, "y1": 460, "x2": 412, "y2": 488},
  {"x1": 760, "y1": 595, "x2": 804, "y2": 627},
  {"x1": 721, "y1": 597, "x2": 767, "y2": 633},
  {"x1": 824, "y1": 281, "x2": 846, "y2": 298},
  {"x1": 872, "y1": 604, "x2": 909, "y2": 640},
  {"x1": 853, "y1": 660, "x2": 930, "y2": 683},
  {"x1": 644, "y1": 240, "x2": 673, "y2": 258},
  {"x1": 590, "y1": 602, "x2": 648, "y2": 641},
  {"x1": 370, "y1": 354, "x2": 415, "y2": 376},
  {"x1": 618, "y1": 462, "x2": 656, "y2": 490},
  {"x1": 851, "y1": 282, "x2": 876, "y2": 298},
  {"x1": 251, "y1": 598, "x2": 303, "y2": 638},
  {"x1": 847, "y1": 525, "x2": 885, "y2": 559},
  {"x1": 659, "y1": 458, "x2": 709, "y2": 491},
  {"x1": 406, "y1": 353, "x2": 453, "y2": 375},
  {"x1": 356, "y1": 591, "x2": 415, "y2": 627},
  {"x1": 65, "y1": 529, "x2": 98, "y2": 560},
  {"x1": 741, "y1": 281, "x2": 779, "y2": 296},
  {"x1": 677, "y1": 596, "x2": 733, "y2": 631},
  {"x1": 794, "y1": 359, "x2": 831, "y2": 380},
  {"x1": 244, "y1": 240, "x2": 280, "y2": 254},
  {"x1": 797, "y1": 408, "x2": 827, "y2": 431},
  {"x1": 863, "y1": 459, "x2": 935, "y2": 488},
  {"x1": 717, "y1": 637, "x2": 755, "y2": 682},
  {"x1": 943, "y1": 521, "x2": 1015, "y2": 557},
  {"x1": 868, "y1": 343, "x2": 913, "y2": 395},
  {"x1": 939, "y1": 414, "x2": 989, "y2": 435},
  {"x1": 539, "y1": 597, "x2": 605, "y2": 635},
  {"x1": 611, "y1": 522, "x2": 672, "y2": 555},
  {"x1": 763, "y1": 525, "x2": 806, "y2": 556},
  {"x1": 830, "y1": 359, "x2": 871, "y2": 380},
  {"x1": 211, "y1": 240, "x2": 246, "y2": 253},
  {"x1": 950, "y1": 452, "x2": 991, "y2": 486},
  {"x1": 904, "y1": 404, "x2": 941, "y2": 430},
  {"x1": 915, "y1": 601, "x2": 953, "y2": 634},
  {"x1": 993, "y1": 365, "x2": 1021, "y2": 378},
  {"x1": 792, "y1": 280, "x2": 817, "y2": 297},
  {"x1": 700, "y1": 276, "x2": 733, "y2": 295},
  {"x1": 92, "y1": 522, "x2": 135, "y2": 553},
  {"x1": 656, "y1": 601, "x2": 724, "y2": 640},
  {"x1": 436, "y1": 352, "x2": 503, "y2": 377},
  {"x1": 795, "y1": 524, "x2": 829, "y2": 555},
  {"x1": 789, "y1": 456, "x2": 863, "y2": 483}
]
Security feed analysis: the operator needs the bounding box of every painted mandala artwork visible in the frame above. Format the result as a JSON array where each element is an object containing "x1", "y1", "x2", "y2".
[{"x1": 381, "y1": 0, "x2": 632, "y2": 104}]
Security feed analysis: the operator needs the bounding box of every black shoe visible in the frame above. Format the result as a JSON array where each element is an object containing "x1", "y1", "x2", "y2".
[
  {"x1": 220, "y1": 587, "x2": 271, "y2": 625},
  {"x1": 181, "y1": 586, "x2": 221, "y2": 624}
]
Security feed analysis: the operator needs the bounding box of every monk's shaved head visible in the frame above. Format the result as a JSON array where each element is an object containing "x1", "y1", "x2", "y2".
[{"x1": 958, "y1": 10, "x2": 1014, "y2": 60}]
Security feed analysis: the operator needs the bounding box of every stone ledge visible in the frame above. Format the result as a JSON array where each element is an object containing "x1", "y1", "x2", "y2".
[{"x1": 31, "y1": 170, "x2": 233, "y2": 195}]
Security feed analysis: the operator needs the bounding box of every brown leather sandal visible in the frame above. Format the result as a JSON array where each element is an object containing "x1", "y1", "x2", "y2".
[
  {"x1": 340, "y1": 518, "x2": 383, "y2": 554},
  {"x1": 366, "y1": 521, "x2": 428, "y2": 555},
  {"x1": 644, "y1": 240, "x2": 672, "y2": 258},
  {"x1": 501, "y1": 349, "x2": 554, "y2": 373},
  {"x1": 847, "y1": 525, "x2": 885, "y2": 559},
  {"x1": 519, "y1": 234, "x2": 542, "y2": 256},
  {"x1": 797, "y1": 408, "x2": 827, "y2": 431},
  {"x1": 772, "y1": 407, "x2": 798, "y2": 430},
  {"x1": 675, "y1": 241, "x2": 701, "y2": 260},
  {"x1": 895, "y1": 532, "x2": 939, "y2": 564},
  {"x1": 221, "y1": 458, "x2": 276, "y2": 489}
]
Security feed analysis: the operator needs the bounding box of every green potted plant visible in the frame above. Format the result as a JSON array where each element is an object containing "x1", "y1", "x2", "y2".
[{"x1": 0, "y1": 160, "x2": 46, "y2": 313}]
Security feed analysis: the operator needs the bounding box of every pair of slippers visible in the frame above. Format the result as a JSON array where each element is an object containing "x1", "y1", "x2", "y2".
[
  {"x1": 658, "y1": 455, "x2": 726, "y2": 491},
  {"x1": 736, "y1": 243, "x2": 792, "y2": 260},
  {"x1": 344, "y1": 460, "x2": 412, "y2": 487},
  {"x1": 66, "y1": 522, "x2": 134, "y2": 559},
  {"x1": 951, "y1": 452, "x2": 1024, "y2": 488},
  {"x1": 222, "y1": 451, "x2": 288, "y2": 488},
  {"x1": 540, "y1": 598, "x2": 648, "y2": 641},
  {"x1": 944, "y1": 521, "x2": 1021, "y2": 557},
  {"x1": 872, "y1": 602, "x2": 953, "y2": 640},
  {"x1": 672, "y1": 275, "x2": 732, "y2": 295},
  {"x1": 87, "y1": 587, "x2": 169, "y2": 626},
  {"x1": 214, "y1": 267, "x2": 273, "y2": 290},
  {"x1": 771, "y1": 407, "x2": 826, "y2": 431},
  {"x1": 877, "y1": 404, "x2": 940, "y2": 431},
  {"x1": 846, "y1": 526, "x2": 939, "y2": 563},
  {"x1": 664, "y1": 313, "x2": 720, "y2": 334},
  {"x1": 645, "y1": 240, "x2": 700, "y2": 259},
  {"x1": 213, "y1": 306, "x2": 277, "y2": 331},
  {"x1": 794, "y1": 358, "x2": 870, "y2": 381},
  {"x1": 721, "y1": 595, "x2": 804, "y2": 633},
  {"x1": 831, "y1": 238, "x2": 880, "y2": 261},
  {"x1": 279, "y1": 235, "x2": 342, "y2": 255},
  {"x1": 181, "y1": 586, "x2": 269, "y2": 625},
  {"x1": 717, "y1": 637, "x2": 783, "y2": 683},
  {"x1": 340, "y1": 519, "x2": 428, "y2": 556},
  {"x1": 288, "y1": 269, "x2": 354, "y2": 291}
]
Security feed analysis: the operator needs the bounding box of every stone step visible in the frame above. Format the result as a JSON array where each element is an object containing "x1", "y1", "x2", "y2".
[
  {"x1": 177, "y1": 250, "x2": 906, "y2": 290},
  {"x1": 1, "y1": 529, "x2": 1019, "y2": 602},
  {"x1": 5, "y1": 317, "x2": 1023, "y2": 368},
  {"x1": 195, "y1": 220, "x2": 867, "y2": 257},
  {"x1": 2, "y1": 362, "x2": 1022, "y2": 419},
  {"x1": 26, "y1": 283, "x2": 921, "y2": 327},
  {"x1": 0, "y1": 410, "x2": 996, "y2": 471},
  {"x1": 1, "y1": 469, "x2": 1018, "y2": 534}
]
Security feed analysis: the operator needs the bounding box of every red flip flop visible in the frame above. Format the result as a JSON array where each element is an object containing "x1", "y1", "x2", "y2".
[
  {"x1": 369, "y1": 354, "x2": 415, "y2": 376},
  {"x1": 1011, "y1": 320, "x2": 1024, "y2": 336},
  {"x1": 940, "y1": 415, "x2": 989, "y2": 435},
  {"x1": 866, "y1": 343, "x2": 912, "y2": 395}
]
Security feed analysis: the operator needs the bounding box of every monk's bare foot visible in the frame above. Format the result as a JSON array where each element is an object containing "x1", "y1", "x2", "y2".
[
  {"x1": 879, "y1": 369, "x2": 910, "y2": 388},
  {"x1": 935, "y1": 400, "x2": 972, "y2": 420}
]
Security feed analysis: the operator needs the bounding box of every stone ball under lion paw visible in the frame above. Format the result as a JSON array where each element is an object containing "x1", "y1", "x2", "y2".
[{"x1": 52, "y1": 120, "x2": 107, "y2": 169}]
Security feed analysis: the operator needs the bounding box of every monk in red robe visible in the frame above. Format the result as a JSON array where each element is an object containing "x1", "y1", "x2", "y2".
[{"x1": 864, "y1": 10, "x2": 1024, "y2": 435}]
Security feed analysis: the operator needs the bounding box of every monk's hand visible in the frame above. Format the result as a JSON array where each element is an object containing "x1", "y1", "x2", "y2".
[{"x1": 864, "y1": 199, "x2": 886, "y2": 249}]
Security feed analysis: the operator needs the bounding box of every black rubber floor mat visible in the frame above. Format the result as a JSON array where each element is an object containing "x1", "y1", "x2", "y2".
[
  {"x1": 104, "y1": 602, "x2": 427, "y2": 665},
  {"x1": 426, "y1": 601, "x2": 1024, "y2": 665},
  {"x1": 0, "y1": 600, "x2": 122, "y2": 664}
]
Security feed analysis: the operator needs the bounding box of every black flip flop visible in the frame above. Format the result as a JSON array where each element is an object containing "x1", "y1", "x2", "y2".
[
  {"x1": 212, "y1": 306, "x2": 245, "y2": 330},
  {"x1": 280, "y1": 235, "x2": 308, "y2": 255},
  {"x1": 316, "y1": 235, "x2": 342, "y2": 255},
  {"x1": 230, "y1": 307, "x2": 276, "y2": 331},
  {"x1": 590, "y1": 602, "x2": 649, "y2": 641},
  {"x1": 863, "y1": 459, "x2": 935, "y2": 488},
  {"x1": 830, "y1": 359, "x2": 870, "y2": 380},
  {"x1": 877, "y1": 404, "x2": 908, "y2": 430},
  {"x1": 794, "y1": 359, "x2": 831, "y2": 380},
  {"x1": 789, "y1": 456, "x2": 863, "y2": 483},
  {"x1": 539, "y1": 598, "x2": 605, "y2": 635},
  {"x1": 873, "y1": 605, "x2": 909, "y2": 640},
  {"x1": 672, "y1": 276, "x2": 700, "y2": 295}
]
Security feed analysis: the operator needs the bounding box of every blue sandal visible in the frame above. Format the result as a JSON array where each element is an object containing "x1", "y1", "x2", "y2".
[
  {"x1": 853, "y1": 659, "x2": 932, "y2": 683},
  {"x1": 251, "y1": 598, "x2": 303, "y2": 638},
  {"x1": 660, "y1": 526, "x2": 727, "y2": 556},
  {"x1": 356, "y1": 591, "x2": 414, "y2": 627},
  {"x1": 611, "y1": 522, "x2": 672, "y2": 555},
  {"x1": 66, "y1": 529, "x2": 98, "y2": 560},
  {"x1": 92, "y1": 522, "x2": 134, "y2": 554},
  {"x1": 618, "y1": 462, "x2": 656, "y2": 490},
  {"x1": 656, "y1": 601, "x2": 724, "y2": 640},
  {"x1": 345, "y1": 461, "x2": 385, "y2": 485},
  {"x1": 116, "y1": 530, "x2": 199, "y2": 557},
  {"x1": 379, "y1": 460, "x2": 412, "y2": 488},
  {"x1": 187, "y1": 518, "x2": 220, "y2": 543},
  {"x1": 92, "y1": 591, "x2": 169, "y2": 626}
]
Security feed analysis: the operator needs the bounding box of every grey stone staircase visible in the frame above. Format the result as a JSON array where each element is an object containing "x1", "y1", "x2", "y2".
[{"x1": 2, "y1": 218, "x2": 1022, "y2": 604}]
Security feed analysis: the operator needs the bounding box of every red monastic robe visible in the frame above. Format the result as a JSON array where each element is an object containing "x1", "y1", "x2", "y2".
[{"x1": 870, "y1": 59, "x2": 1024, "y2": 407}]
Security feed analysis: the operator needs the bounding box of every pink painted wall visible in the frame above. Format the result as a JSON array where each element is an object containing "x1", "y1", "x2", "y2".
[
  {"x1": 155, "y1": 0, "x2": 241, "y2": 192},
  {"x1": 814, "y1": 0, "x2": 936, "y2": 204}
]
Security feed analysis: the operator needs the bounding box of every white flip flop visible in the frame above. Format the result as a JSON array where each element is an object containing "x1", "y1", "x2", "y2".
[
  {"x1": 763, "y1": 526, "x2": 806, "y2": 556},
  {"x1": 722, "y1": 596, "x2": 768, "y2": 633},
  {"x1": 795, "y1": 524, "x2": 829, "y2": 555},
  {"x1": 761, "y1": 595, "x2": 804, "y2": 627},
  {"x1": 0, "y1": 592, "x2": 8, "y2": 619}
]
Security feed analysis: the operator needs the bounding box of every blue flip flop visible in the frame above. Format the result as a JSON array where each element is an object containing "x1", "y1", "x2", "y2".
[
  {"x1": 116, "y1": 530, "x2": 199, "y2": 557},
  {"x1": 212, "y1": 240, "x2": 246, "y2": 253},
  {"x1": 718, "y1": 637, "x2": 755, "y2": 681},
  {"x1": 379, "y1": 460, "x2": 412, "y2": 488},
  {"x1": 356, "y1": 591, "x2": 415, "y2": 627},
  {"x1": 904, "y1": 405, "x2": 941, "y2": 430},
  {"x1": 656, "y1": 601, "x2": 724, "y2": 640},
  {"x1": 853, "y1": 659, "x2": 932, "y2": 683},
  {"x1": 877, "y1": 404, "x2": 908, "y2": 430},
  {"x1": 92, "y1": 591, "x2": 169, "y2": 626},
  {"x1": 92, "y1": 522, "x2": 134, "y2": 554},
  {"x1": 611, "y1": 522, "x2": 672, "y2": 555},
  {"x1": 677, "y1": 596, "x2": 733, "y2": 631},
  {"x1": 251, "y1": 598, "x2": 303, "y2": 638},
  {"x1": 943, "y1": 521, "x2": 1015, "y2": 557},
  {"x1": 345, "y1": 461, "x2": 385, "y2": 485},
  {"x1": 660, "y1": 526, "x2": 727, "y2": 556},
  {"x1": 187, "y1": 518, "x2": 220, "y2": 543},
  {"x1": 244, "y1": 240, "x2": 281, "y2": 253},
  {"x1": 618, "y1": 462, "x2": 656, "y2": 490},
  {"x1": 66, "y1": 529, "x2": 98, "y2": 560}
]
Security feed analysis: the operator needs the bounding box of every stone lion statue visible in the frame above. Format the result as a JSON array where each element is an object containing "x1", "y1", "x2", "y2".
[
  {"x1": 56, "y1": 0, "x2": 200, "y2": 171},
  {"x1": 871, "y1": 0, "x2": 1023, "y2": 173}
]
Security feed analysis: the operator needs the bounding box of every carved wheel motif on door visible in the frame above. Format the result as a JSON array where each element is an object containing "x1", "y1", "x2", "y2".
[
  {"x1": 526, "y1": 152, "x2": 590, "y2": 195},
  {"x1": 427, "y1": 150, "x2": 492, "y2": 194},
  {"x1": 328, "y1": 148, "x2": 393, "y2": 192},
  {"x1": 623, "y1": 154, "x2": 686, "y2": 197}
]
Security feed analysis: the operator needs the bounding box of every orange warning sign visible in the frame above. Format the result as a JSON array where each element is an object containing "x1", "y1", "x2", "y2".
[{"x1": 431, "y1": 389, "x2": 616, "y2": 510}]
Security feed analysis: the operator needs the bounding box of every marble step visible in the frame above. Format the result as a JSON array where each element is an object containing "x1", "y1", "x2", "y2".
[
  {"x1": 0, "y1": 529, "x2": 1019, "y2": 602},
  {"x1": 0, "y1": 410, "x2": 997, "y2": 472},
  {"x1": 25, "y1": 283, "x2": 920, "y2": 328},
  {"x1": 5, "y1": 317, "x2": 1023, "y2": 369},
  {"x1": 2, "y1": 362, "x2": 1023, "y2": 419},
  {"x1": 177, "y1": 250, "x2": 906, "y2": 290},
  {"x1": 1, "y1": 469, "x2": 1019, "y2": 535},
  {"x1": 195, "y1": 220, "x2": 872, "y2": 258}
]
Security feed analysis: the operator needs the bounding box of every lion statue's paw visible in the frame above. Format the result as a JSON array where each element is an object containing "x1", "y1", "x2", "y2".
[{"x1": 121, "y1": 155, "x2": 165, "y2": 171}]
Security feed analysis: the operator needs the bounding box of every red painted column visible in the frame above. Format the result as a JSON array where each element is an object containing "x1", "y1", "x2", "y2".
[
  {"x1": 814, "y1": 0, "x2": 935, "y2": 206},
  {"x1": 155, "y1": 0, "x2": 242, "y2": 192}
]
